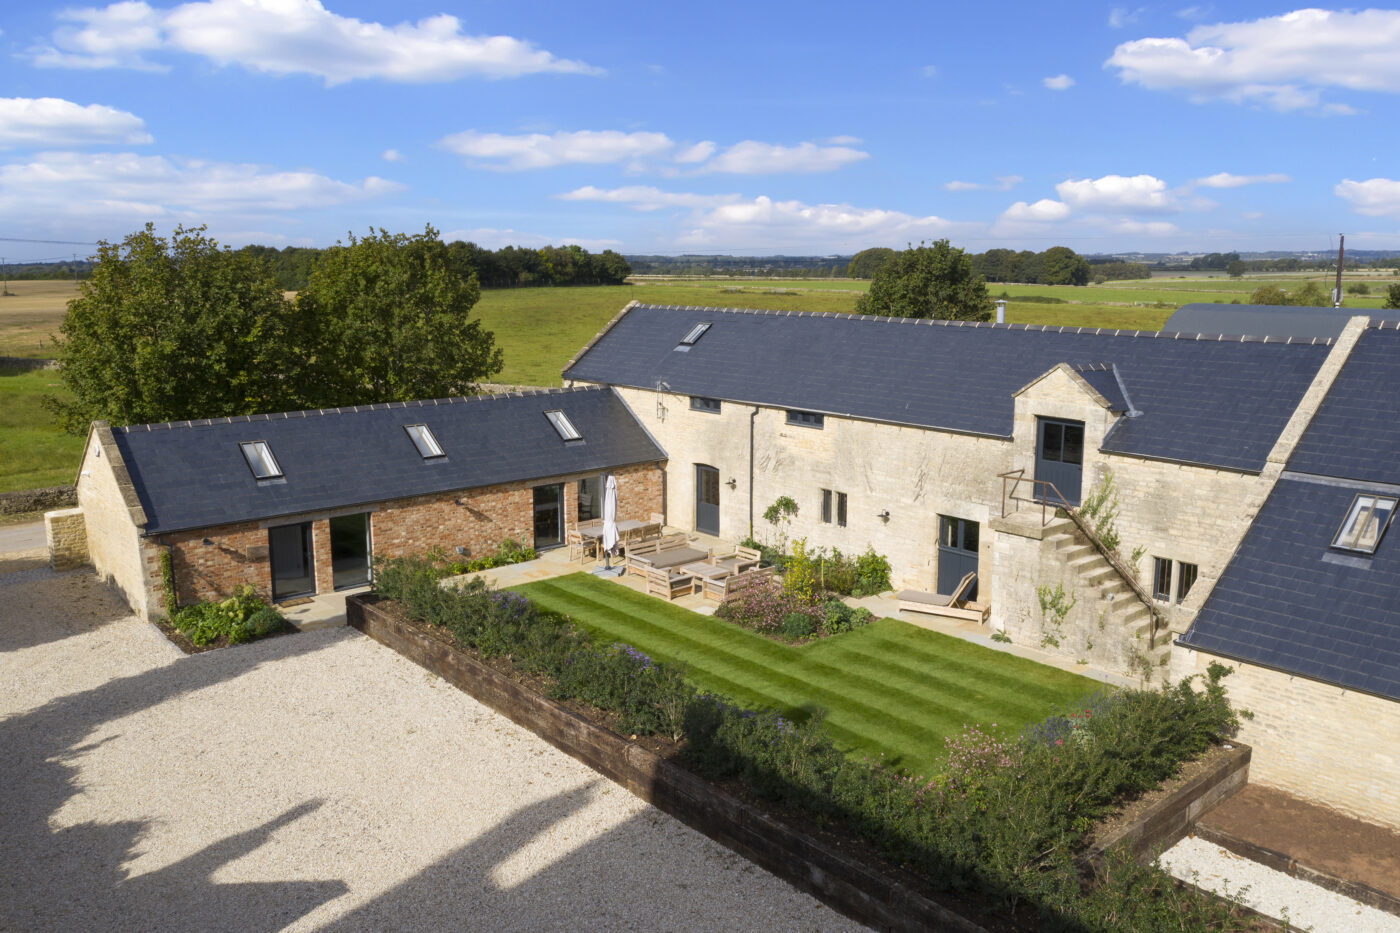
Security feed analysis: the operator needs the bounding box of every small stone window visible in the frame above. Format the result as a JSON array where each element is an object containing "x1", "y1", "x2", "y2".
[
  {"x1": 239, "y1": 441, "x2": 282, "y2": 479},
  {"x1": 1153, "y1": 557, "x2": 1198, "y2": 604},
  {"x1": 820, "y1": 490, "x2": 849, "y2": 526},
  {"x1": 1332, "y1": 493, "x2": 1397, "y2": 554},
  {"x1": 691, "y1": 396, "x2": 722, "y2": 413},
  {"x1": 786, "y1": 410, "x2": 824, "y2": 429}
]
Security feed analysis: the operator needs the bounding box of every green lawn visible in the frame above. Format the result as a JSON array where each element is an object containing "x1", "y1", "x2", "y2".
[
  {"x1": 0, "y1": 366, "x2": 83, "y2": 492},
  {"x1": 513, "y1": 572, "x2": 1098, "y2": 777}
]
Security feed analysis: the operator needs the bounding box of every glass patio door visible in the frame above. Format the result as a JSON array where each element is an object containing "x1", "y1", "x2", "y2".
[
  {"x1": 269, "y1": 522, "x2": 314, "y2": 601},
  {"x1": 533, "y1": 483, "x2": 565, "y2": 549}
]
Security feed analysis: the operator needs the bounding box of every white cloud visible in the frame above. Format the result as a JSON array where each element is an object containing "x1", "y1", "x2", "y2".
[
  {"x1": 1109, "y1": 219, "x2": 1181, "y2": 236},
  {"x1": 698, "y1": 140, "x2": 868, "y2": 175},
  {"x1": 381, "y1": 148, "x2": 403, "y2": 162},
  {"x1": 999, "y1": 199, "x2": 1071, "y2": 222},
  {"x1": 1335, "y1": 178, "x2": 1400, "y2": 218},
  {"x1": 944, "y1": 175, "x2": 1023, "y2": 192},
  {"x1": 438, "y1": 226, "x2": 621, "y2": 250},
  {"x1": 1193, "y1": 171, "x2": 1290, "y2": 188},
  {"x1": 1176, "y1": 6, "x2": 1212, "y2": 21},
  {"x1": 1109, "y1": 7, "x2": 1146, "y2": 28},
  {"x1": 555, "y1": 186, "x2": 741, "y2": 211},
  {"x1": 673, "y1": 141, "x2": 716, "y2": 164},
  {"x1": 438, "y1": 130, "x2": 673, "y2": 170},
  {"x1": 1106, "y1": 9, "x2": 1400, "y2": 112},
  {"x1": 31, "y1": 0, "x2": 600, "y2": 83},
  {"x1": 674, "y1": 195, "x2": 957, "y2": 249},
  {"x1": 1042, "y1": 74, "x2": 1075, "y2": 91},
  {"x1": 0, "y1": 151, "x2": 399, "y2": 221},
  {"x1": 1055, "y1": 174, "x2": 1178, "y2": 212},
  {"x1": 0, "y1": 97, "x2": 151, "y2": 148}
]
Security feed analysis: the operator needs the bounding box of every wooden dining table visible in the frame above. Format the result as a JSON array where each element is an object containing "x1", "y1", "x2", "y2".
[{"x1": 578, "y1": 519, "x2": 647, "y2": 543}]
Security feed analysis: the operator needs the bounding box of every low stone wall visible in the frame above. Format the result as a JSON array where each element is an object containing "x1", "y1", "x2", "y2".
[
  {"x1": 1, "y1": 485, "x2": 76, "y2": 515},
  {"x1": 347, "y1": 594, "x2": 987, "y2": 933},
  {"x1": 0, "y1": 356, "x2": 57, "y2": 371},
  {"x1": 45, "y1": 507, "x2": 89, "y2": 571}
]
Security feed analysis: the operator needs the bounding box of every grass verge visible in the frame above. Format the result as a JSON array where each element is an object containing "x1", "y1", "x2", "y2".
[{"x1": 0, "y1": 366, "x2": 81, "y2": 493}]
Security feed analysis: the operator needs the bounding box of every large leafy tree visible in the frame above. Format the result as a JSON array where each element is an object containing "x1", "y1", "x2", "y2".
[
  {"x1": 49, "y1": 224, "x2": 300, "y2": 431},
  {"x1": 1385, "y1": 283, "x2": 1400, "y2": 310},
  {"x1": 1040, "y1": 246, "x2": 1091, "y2": 286},
  {"x1": 295, "y1": 226, "x2": 502, "y2": 406},
  {"x1": 855, "y1": 240, "x2": 993, "y2": 321}
]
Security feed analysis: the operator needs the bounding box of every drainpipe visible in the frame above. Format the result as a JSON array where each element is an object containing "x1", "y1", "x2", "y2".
[{"x1": 748, "y1": 405, "x2": 759, "y2": 540}]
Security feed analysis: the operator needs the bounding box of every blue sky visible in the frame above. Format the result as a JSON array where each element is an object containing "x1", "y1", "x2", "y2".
[{"x1": 3, "y1": 1, "x2": 1400, "y2": 261}]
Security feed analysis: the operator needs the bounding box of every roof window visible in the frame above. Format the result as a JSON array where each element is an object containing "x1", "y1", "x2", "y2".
[
  {"x1": 239, "y1": 441, "x2": 283, "y2": 479},
  {"x1": 675, "y1": 322, "x2": 711, "y2": 351},
  {"x1": 404, "y1": 424, "x2": 444, "y2": 459},
  {"x1": 545, "y1": 409, "x2": 582, "y2": 442},
  {"x1": 1332, "y1": 493, "x2": 1397, "y2": 554}
]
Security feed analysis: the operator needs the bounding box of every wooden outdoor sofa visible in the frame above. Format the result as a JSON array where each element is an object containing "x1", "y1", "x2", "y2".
[
  {"x1": 701, "y1": 565, "x2": 773, "y2": 602},
  {"x1": 896, "y1": 572, "x2": 990, "y2": 623},
  {"x1": 626, "y1": 533, "x2": 710, "y2": 575},
  {"x1": 643, "y1": 565, "x2": 699, "y2": 600}
]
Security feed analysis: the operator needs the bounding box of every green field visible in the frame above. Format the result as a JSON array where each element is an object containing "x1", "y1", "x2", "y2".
[
  {"x1": 514, "y1": 572, "x2": 1097, "y2": 776},
  {"x1": 0, "y1": 367, "x2": 82, "y2": 492}
]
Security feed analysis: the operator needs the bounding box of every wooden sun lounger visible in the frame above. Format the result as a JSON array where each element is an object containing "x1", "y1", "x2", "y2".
[{"x1": 896, "y1": 572, "x2": 990, "y2": 623}]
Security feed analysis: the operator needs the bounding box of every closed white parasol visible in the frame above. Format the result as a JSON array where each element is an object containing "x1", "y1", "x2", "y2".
[{"x1": 601, "y1": 474, "x2": 619, "y2": 568}]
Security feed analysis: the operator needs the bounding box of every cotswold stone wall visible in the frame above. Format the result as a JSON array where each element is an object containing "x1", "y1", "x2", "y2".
[
  {"x1": 44, "y1": 507, "x2": 88, "y2": 571},
  {"x1": 162, "y1": 462, "x2": 663, "y2": 607},
  {"x1": 75, "y1": 425, "x2": 160, "y2": 618},
  {"x1": 1174, "y1": 645, "x2": 1400, "y2": 832}
]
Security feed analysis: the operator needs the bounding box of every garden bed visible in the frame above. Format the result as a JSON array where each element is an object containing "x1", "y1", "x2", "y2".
[{"x1": 349, "y1": 593, "x2": 1266, "y2": 933}]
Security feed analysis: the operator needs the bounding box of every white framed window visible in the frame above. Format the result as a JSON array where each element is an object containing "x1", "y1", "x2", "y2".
[
  {"x1": 1332, "y1": 494, "x2": 1397, "y2": 554},
  {"x1": 1152, "y1": 557, "x2": 1199, "y2": 604},
  {"x1": 544, "y1": 409, "x2": 582, "y2": 442},
  {"x1": 403, "y1": 424, "x2": 444, "y2": 459},
  {"x1": 239, "y1": 441, "x2": 282, "y2": 479},
  {"x1": 680, "y1": 322, "x2": 711, "y2": 345}
]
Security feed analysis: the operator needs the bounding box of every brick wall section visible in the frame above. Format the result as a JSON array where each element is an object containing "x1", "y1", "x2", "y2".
[
  {"x1": 162, "y1": 461, "x2": 663, "y2": 606},
  {"x1": 1174, "y1": 645, "x2": 1400, "y2": 832},
  {"x1": 45, "y1": 507, "x2": 89, "y2": 570}
]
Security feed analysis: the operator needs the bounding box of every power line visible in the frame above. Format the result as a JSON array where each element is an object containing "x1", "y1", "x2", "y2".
[{"x1": 0, "y1": 236, "x2": 99, "y2": 246}]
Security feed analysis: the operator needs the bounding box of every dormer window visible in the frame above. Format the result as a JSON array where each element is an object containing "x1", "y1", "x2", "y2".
[
  {"x1": 1332, "y1": 494, "x2": 1397, "y2": 554},
  {"x1": 404, "y1": 424, "x2": 444, "y2": 459},
  {"x1": 545, "y1": 409, "x2": 582, "y2": 442},
  {"x1": 239, "y1": 441, "x2": 282, "y2": 479}
]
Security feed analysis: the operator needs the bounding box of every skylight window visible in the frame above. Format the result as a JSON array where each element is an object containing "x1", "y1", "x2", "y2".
[
  {"x1": 680, "y1": 322, "x2": 711, "y2": 345},
  {"x1": 404, "y1": 424, "x2": 444, "y2": 459},
  {"x1": 239, "y1": 441, "x2": 282, "y2": 480},
  {"x1": 1332, "y1": 494, "x2": 1397, "y2": 554},
  {"x1": 545, "y1": 409, "x2": 582, "y2": 442}
]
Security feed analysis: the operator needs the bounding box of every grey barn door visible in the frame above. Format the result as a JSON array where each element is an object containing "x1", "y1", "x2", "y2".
[
  {"x1": 1035, "y1": 417, "x2": 1084, "y2": 506},
  {"x1": 695, "y1": 464, "x2": 720, "y2": 536},
  {"x1": 937, "y1": 515, "x2": 979, "y2": 601}
]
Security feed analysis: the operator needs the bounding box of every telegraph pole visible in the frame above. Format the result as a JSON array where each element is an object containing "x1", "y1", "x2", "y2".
[
  {"x1": 1333, "y1": 234, "x2": 1345, "y2": 307},
  {"x1": 1, "y1": 257, "x2": 9, "y2": 297}
]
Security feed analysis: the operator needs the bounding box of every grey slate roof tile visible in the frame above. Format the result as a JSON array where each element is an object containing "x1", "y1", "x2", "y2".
[
  {"x1": 1288, "y1": 326, "x2": 1400, "y2": 484},
  {"x1": 565, "y1": 304, "x2": 1329, "y2": 473},
  {"x1": 114, "y1": 387, "x2": 665, "y2": 535},
  {"x1": 1164, "y1": 304, "x2": 1400, "y2": 340},
  {"x1": 1182, "y1": 477, "x2": 1400, "y2": 701}
]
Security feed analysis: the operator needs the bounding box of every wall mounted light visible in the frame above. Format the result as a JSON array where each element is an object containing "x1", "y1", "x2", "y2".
[
  {"x1": 455, "y1": 545, "x2": 469, "y2": 556},
  {"x1": 202, "y1": 538, "x2": 213, "y2": 546},
  {"x1": 877, "y1": 510, "x2": 891, "y2": 523},
  {"x1": 726, "y1": 478, "x2": 738, "y2": 490}
]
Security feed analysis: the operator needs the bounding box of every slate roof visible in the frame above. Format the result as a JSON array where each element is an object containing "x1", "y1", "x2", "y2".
[
  {"x1": 564, "y1": 304, "x2": 1330, "y2": 473},
  {"x1": 1288, "y1": 325, "x2": 1400, "y2": 484},
  {"x1": 112, "y1": 387, "x2": 665, "y2": 535},
  {"x1": 1070, "y1": 363, "x2": 1133, "y2": 415},
  {"x1": 1164, "y1": 303, "x2": 1400, "y2": 340},
  {"x1": 1182, "y1": 324, "x2": 1400, "y2": 700},
  {"x1": 1179, "y1": 476, "x2": 1400, "y2": 701}
]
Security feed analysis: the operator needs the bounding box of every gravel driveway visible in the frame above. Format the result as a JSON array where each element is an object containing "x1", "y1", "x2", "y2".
[{"x1": 0, "y1": 568, "x2": 866, "y2": 932}]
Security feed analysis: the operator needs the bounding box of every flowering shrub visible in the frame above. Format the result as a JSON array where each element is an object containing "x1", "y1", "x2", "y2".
[
  {"x1": 170, "y1": 584, "x2": 286, "y2": 646},
  {"x1": 715, "y1": 575, "x2": 821, "y2": 635}
]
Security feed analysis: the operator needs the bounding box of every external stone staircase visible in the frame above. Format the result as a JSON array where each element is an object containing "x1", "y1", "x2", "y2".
[{"x1": 1042, "y1": 517, "x2": 1171, "y2": 679}]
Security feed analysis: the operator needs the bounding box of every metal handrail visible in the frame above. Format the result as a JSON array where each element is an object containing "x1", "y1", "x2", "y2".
[{"x1": 997, "y1": 469, "x2": 1160, "y2": 644}]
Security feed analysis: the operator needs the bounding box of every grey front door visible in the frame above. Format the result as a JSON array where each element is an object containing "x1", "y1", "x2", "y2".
[
  {"x1": 269, "y1": 522, "x2": 314, "y2": 601},
  {"x1": 329, "y1": 513, "x2": 371, "y2": 589},
  {"x1": 1036, "y1": 417, "x2": 1084, "y2": 506},
  {"x1": 937, "y1": 515, "x2": 979, "y2": 601},
  {"x1": 695, "y1": 464, "x2": 720, "y2": 536}
]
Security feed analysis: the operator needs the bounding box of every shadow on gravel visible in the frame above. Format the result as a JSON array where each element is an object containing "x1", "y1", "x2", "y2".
[
  {"x1": 0, "y1": 614, "x2": 353, "y2": 931},
  {"x1": 0, "y1": 569, "x2": 130, "y2": 654}
]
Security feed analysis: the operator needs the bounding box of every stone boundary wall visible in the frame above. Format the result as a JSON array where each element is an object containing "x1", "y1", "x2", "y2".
[
  {"x1": 0, "y1": 356, "x2": 57, "y2": 371},
  {"x1": 348, "y1": 594, "x2": 1258, "y2": 932},
  {"x1": 45, "y1": 507, "x2": 88, "y2": 570},
  {"x1": 0, "y1": 485, "x2": 76, "y2": 515}
]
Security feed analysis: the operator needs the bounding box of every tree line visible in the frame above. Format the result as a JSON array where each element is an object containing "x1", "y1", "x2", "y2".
[
  {"x1": 847, "y1": 245, "x2": 1139, "y2": 286},
  {"x1": 235, "y1": 241, "x2": 630, "y2": 291},
  {"x1": 49, "y1": 225, "x2": 502, "y2": 432}
]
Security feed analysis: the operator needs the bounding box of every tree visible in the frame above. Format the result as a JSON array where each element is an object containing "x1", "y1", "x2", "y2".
[
  {"x1": 1385, "y1": 283, "x2": 1400, "y2": 310},
  {"x1": 846, "y1": 247, "x2": 896, "y2": 279},
  {"x1": 1040, "y1": 246, "x2": 1091, "y2": 286},
  {"x1": 1289, "y1": 282, "x2": 1328, "y2": 306},
  {"x1": 49, "y1": 224, "x2": 301, "y2": 431},
  {"x1": 1226, "y1": 261, "x2": 1246, "y2": 278},
  {"x1": 1249, "y1": 285, "x2": 1288, "y2": 305},
  {"x1": 855, "y1": 240, "x2": 993, "y2": 321},
  {"x1": 295, "y1": 226, "x2": 502, "y2": 406}
]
